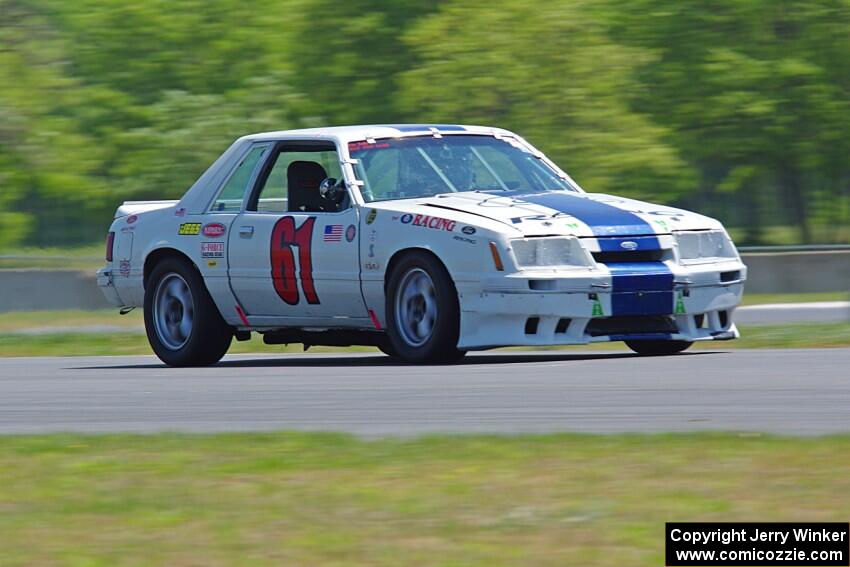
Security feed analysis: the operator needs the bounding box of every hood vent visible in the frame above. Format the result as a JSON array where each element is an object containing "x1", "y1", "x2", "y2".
[{"x1": 422, "y1": 203, "x2": 517, "y2": 228}]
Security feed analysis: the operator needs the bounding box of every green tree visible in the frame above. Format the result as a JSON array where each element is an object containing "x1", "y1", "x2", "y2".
[
  {"x1": 611, "y1": 0, "x2": 850, "y2": 243},
  {"x1": 288, "y1": 0, "x2": 440, "y2": 124}
]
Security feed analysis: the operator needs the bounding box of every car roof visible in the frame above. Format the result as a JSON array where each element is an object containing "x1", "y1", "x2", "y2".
[{"x1": 240, "y1": 124, "x2": 514, "y2": 144}]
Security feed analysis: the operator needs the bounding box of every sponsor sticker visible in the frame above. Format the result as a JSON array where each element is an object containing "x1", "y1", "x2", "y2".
[
  {"x1": 363, "y1": 262, "x2": 380, "y2": 271},
  {"x1": 453, "y1": 235, "x2": 477, "y2": 245},
  {"x1": 126, "y1": 215, "x2": 138, "y2": 225},
  {"x1": 346, "y1": 224, "x2": 356, "y2": 242},
  {"x1": 119, "y1": 259, "x2": 131, "y2": 277},
  {"x1": 675, "y1": 291, "x2": 687, "y2": 314},
  {"x1": 592, "y1": 300, "x2": 604, "y2": 317},
  {"x1": 202, "y1": 223, "x2": 226, "y2": 238},
  {"x1": 179, "y1": 223, "x2": 202, "y2": 236},
  {"x1": 348, "y1": 141, "x2": 390, "y2": 152},
  {"x1": 366, "y1": 209, "x2": 377, "y2": 225},
  {"x1": 399, "y1": 213, "x2": 456, "y2": 232},
  {"x1": 368, "y1": 229, "x2": 377, "y2": 257},
  {"x1": 201, "y1": 242, "x2": 224, "y2": 258},
  {"x1": 207, "y1": 260, "x2": 218, "y2": 268}
]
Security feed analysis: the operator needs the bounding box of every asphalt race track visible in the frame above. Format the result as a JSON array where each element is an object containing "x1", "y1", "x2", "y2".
[{"x1": 1, "y1": 349, "x2": 848, "y2": 436}]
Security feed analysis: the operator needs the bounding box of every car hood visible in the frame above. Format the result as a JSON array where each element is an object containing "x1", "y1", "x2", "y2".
[{"x1": 385, "y1": 191, "x2": 722, "y2": 237}]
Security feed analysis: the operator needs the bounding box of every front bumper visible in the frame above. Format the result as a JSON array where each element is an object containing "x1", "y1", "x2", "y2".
[
  {"x1": 96, "y1": 267, "x2": 125, "y2": 307},
  {"x1": 456, "y1": 261, "x2": 746, "y2": 349}
]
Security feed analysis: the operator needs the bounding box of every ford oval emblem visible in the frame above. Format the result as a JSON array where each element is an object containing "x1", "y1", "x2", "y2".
[{"x1": 620, "y1": 240, "x2": 638, "y2": 250}]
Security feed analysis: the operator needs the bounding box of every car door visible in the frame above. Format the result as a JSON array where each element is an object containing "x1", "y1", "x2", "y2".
[{"x1": 227, "y1": 140, "x2": 368, "y2": 324}]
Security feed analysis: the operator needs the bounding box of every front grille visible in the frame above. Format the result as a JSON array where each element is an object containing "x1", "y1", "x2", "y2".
[
  {"x1": 585, "y1": 315, "x2": 677, "y2": 337},
  {"x1": 592, "y1": 250, "x2": 664, "y2": 263}
]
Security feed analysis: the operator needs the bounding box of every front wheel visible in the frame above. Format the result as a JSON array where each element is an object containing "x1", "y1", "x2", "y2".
[
  {"x1": 625, "y1": 339, "x2": 693, "y2": 356},
  {"x1": 144, "y1": 257, "x2": 233, "y2": 366},
  {"x1": 385, "y1": 252, "x2": 466, "y2": 364}
]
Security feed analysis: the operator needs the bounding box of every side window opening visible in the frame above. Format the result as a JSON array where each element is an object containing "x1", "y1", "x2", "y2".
[
  {"x1": 210, "y1": 145, "x2": 268, "y2": 212},
  {"x1": 250, "y1": 143, "x2": 346, "y2": 213}
]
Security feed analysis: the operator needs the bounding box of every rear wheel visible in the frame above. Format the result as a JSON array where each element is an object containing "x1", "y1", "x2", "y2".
[
  {"x1": 625, "y1": 339, "x2": 692, "y2": 356},
  {"x1": 386, "y1": 252, "x2": 466, "y2": 364},
  {"x1": 144, "y1": 257, "x2": 232, "y2": 366}
]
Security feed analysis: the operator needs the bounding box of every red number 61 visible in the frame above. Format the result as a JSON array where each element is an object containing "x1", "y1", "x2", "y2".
[{"x1": 270, "y1": 216, "x2": 320, "y2": 305}]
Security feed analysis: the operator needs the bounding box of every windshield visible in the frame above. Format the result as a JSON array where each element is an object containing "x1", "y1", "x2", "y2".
[{"x1": 348, "y1": 135, "x2": 578, "y2": 203}]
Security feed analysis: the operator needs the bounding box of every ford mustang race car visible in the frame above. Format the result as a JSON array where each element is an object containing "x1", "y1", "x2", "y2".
[{"x1": 97, "y1": 124, "x2": 746, "y2": 366}]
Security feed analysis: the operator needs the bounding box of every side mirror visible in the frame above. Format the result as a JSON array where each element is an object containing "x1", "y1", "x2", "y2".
[{"x1": 319, "y1": 177, "x2": 346, "y2": 202}]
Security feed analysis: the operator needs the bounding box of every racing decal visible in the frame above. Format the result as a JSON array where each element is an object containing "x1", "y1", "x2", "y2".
[
  {"x1": 201, "y1": 242, "x2": 224, "y2": 258},
  {"x1": 345, "y1": 224, "x2": 356, "y2": 242},
  {"x1": 399, "y1": 213, "x2": 456, "y2": 232},
  {"x1": 202, "y1": 223, "x2": 226, "y2": 238},
  {"x1": 126, "y1": 215, "x2": 138, "y2": 225},
  {"x1": 207, "y1": 260, "x2": 218, "y2": 268},
  {"x1": 178, "y1": 223, "x2": 202, "y2": 236},
  {"x1": 592, "y1": 299, "x2": 604, "y2": 317},
  {"x1": 349, "y1": 141, "x2": 390, "y2": 152},
  {"x1": 365, "y1": 209, "x2": 377, "y2": 225},
  {"x1": 368, "y1": 229, "x2": 377, "y2": 258},
  {"x1": 235, "y1": 305, "x2": 250, "y2": 326},
  {"x1": 510, "y1": 213, "x2": 570, "y2": 225},
  {"x1": 323, "y1": 224, "x2": 343, "y2": 242},
  {"x1": 271, "y1": 216, "x2": 320, "y2": 306},
  {"x1": 675, "y1": 291, "x2": 687, "y2": 314},
  {"x1": 367, "y1": 308, "x2": 382, "y2": 330},
  {"x1": 453, "y1": 235, "x2": 477, "y2": 245},
  {"x1": 119, "y1": 259, "x2": 131, "y2": 277},
  {"x1": 363, "y1": 262, "x2": 380, "y2": 271}
]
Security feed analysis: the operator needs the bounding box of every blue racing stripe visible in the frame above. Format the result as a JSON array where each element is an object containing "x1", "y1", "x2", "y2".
[
  {"x1": 516, "y1": 192, "x2": 657, "y2": 237},
  {"x1": 596, "y1": 235, "x2": 661, "y2": 252},
  {"x1": 508, "y1": 191, "x2": 675, "y2": 316},
  {"x1": 390, "y1": 124, "x2": 467, "y2": 132},
  {"x1": 607, "y1": 262, "x2": 674, "y2": 316}
]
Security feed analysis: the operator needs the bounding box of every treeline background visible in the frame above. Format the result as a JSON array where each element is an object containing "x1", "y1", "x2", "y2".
[{"x1": 2, "y1": 0, "x2": 849, "y2": 249}]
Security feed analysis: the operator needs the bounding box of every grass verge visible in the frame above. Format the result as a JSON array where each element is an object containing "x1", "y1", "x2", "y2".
[
  {"x1": 741, "y1": 292, "x2": 849, "y2": 305},
  {"x1": 0, "y1": 433, "x2": 848, "y2": 566},
  {"x1": 0, "y1": 322, "x2": 848, "y2": 357}
]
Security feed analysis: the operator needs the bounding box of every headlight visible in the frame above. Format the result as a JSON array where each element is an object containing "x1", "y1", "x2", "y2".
[
  {"x1": 675, "y1": 230, "x2": 738, "y2": 264},
  {"x1": 509, "y1": 237, "x2": 591, "y2": 269}
]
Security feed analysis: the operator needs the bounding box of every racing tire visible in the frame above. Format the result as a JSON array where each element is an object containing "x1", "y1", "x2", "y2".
[
  {"x1": 376, "y1": 337, "x2": 399, "y2": 358},
  {"x1": 625, "y1": 339, "x2": 693, "y2": 356},
  {"x1": 385, "y1": 251, "x2": 467, "y2": 364},
  {"x1": 144, "y1": 257, "x2": 233, "y2": 367}
]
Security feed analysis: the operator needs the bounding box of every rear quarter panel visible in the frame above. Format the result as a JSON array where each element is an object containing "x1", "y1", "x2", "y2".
[{"x1": 109, "y1": 208, "x2": 243, "y2": 325}]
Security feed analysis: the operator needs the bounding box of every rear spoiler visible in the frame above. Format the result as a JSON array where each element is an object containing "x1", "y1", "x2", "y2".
[{"x1": 115, "y1": 200, "x2": 180, "y2": 219}]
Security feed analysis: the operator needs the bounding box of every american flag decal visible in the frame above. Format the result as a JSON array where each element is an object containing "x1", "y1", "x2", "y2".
[{"x1": 323, "y1": 224, "x2": 343, "y2": 242}]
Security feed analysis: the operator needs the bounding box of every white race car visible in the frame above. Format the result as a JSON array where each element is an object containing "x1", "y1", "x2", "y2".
[{"x1": 98, "y1": 124, "x2": 746, "y2": 366}]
